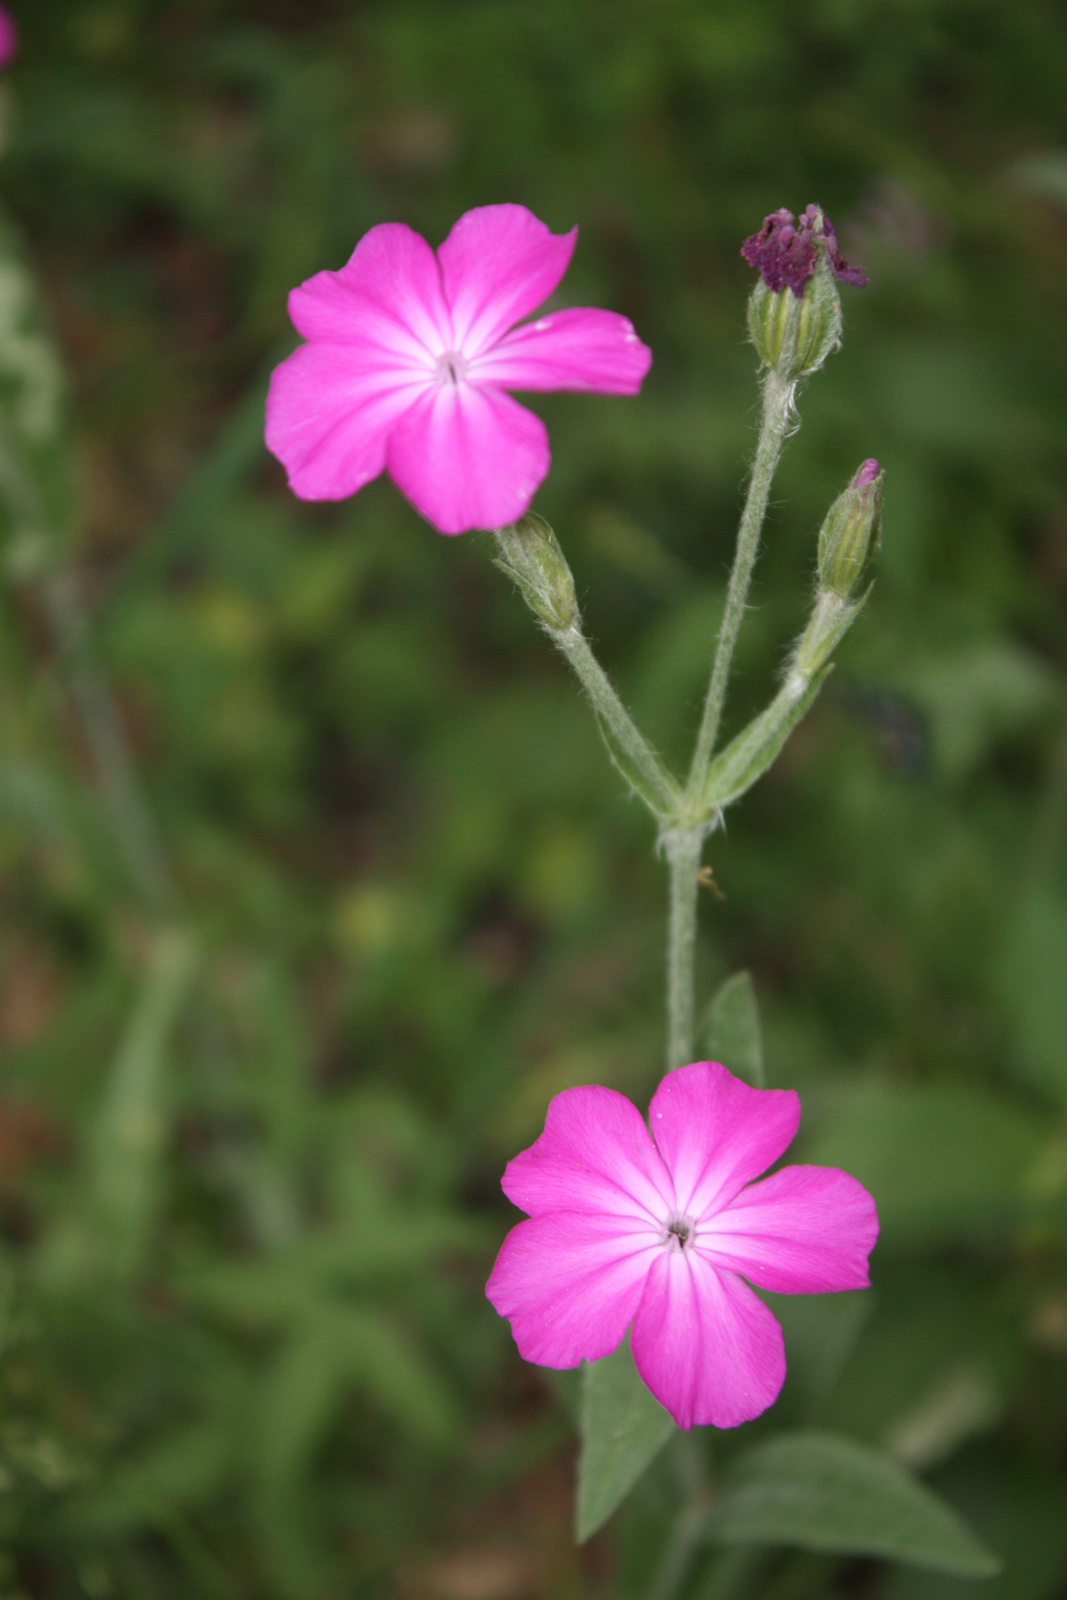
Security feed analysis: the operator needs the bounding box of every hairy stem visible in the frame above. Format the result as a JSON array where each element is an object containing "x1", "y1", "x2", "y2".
[
  {"x1": 664, "y1": 825, "x2": 704, "y2": 1072},
  {"x1": 687, "y1": 368, "x2": 795, "y2": 795},
  {"x1": 551, "y1": 622, "x2": 679, "y2": 817}
]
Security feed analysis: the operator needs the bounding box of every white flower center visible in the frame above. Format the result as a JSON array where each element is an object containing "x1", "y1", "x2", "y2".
[
  {"x1": 665, "y1": 1215, "x2": 695, "y2": 1250},
  {"x1": 434, "y1": 350, "x2": 468, "y2": 386}
]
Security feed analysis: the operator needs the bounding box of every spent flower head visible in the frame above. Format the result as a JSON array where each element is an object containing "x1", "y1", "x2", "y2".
[
  {"x1": 742, "y1": 204, "x2": 867, "y2": 383},
  {"x1": 742, "y1": 204, "x2": 867, "y2": 298},
  {"x1": 487, "y1": 1062, "x2": 877, "y2": 1430},
  {"x1": 266, "y1": 204, "x2": 652, "y2": 535}
]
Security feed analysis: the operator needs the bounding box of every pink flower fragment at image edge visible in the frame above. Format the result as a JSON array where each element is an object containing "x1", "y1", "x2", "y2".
[
  {"x1": 265, "y1": 204, "x2": 652, "y2": 535},
  {"x1": 0, "y1": 7, "x2": 16, "y2": 69},
  {"x1": 486, "y1": 1062, "x2": 878, "y2": 1430}
]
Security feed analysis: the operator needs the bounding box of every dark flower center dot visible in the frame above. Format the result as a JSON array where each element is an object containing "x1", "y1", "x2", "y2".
[
  {"x1": 667, "y1": 1218, "x2": 691, "y2": 1248},
  {"x1": 434, "y1": 351, "x2": 468, "y2": 385}
]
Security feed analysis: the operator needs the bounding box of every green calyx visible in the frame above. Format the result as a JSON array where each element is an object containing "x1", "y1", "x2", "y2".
[
  {"x1": 817, "y1": 465, "x2": 883, "y2": 600},
  {"x1": 747, "y1": 250, "x2": 843, "y2": 381},
  {"x1": 494, "y1": 512, "x2": 578, "y2": 632}
]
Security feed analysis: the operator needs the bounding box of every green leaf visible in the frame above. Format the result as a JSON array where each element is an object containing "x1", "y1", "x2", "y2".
[
  {"x1": 594, "y1": 712, "x2": 677, "y2": 820},
  {"x1": 88, "y1": 928, "x2": 197, "y2": 1280},
  {"x1": 701, "y1": 666, "x2": 831, "y2": 814},
  {"x1": 996, "y1": 886, "x2": 1067, "y2": 1108},
  {"x1": 706, "y1": 1431, "x2": 1001, "y2": 1577},
  {"x1": 700, "y1": 971, "x2": 764, "y2": 1087},
  {"x1": 803, "y1": 1084, "x2": 1051, "y2": 1249},
  {"x1": 576, "y1": 1340, "x2": 676, "y2": 1543}
]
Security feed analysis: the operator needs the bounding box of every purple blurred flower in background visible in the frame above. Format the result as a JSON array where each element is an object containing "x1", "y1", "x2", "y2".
[{"x1": 0, "y1": 7, "x2": 17, "y2": 70}]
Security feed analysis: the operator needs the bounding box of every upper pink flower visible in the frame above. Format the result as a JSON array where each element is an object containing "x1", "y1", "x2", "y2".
[
  {"x1": 486, "y1": 1062, "x2": 878, "y2": 1430},
  {"x1": 265, "y1": 204, "x2": 652, "y2": 535},
  {"x1": 0, "y1": 7, "x2": 17, "y2": 70}
]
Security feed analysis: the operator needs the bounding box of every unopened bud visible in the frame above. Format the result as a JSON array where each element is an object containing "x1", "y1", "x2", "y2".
[
  {"x1": 817, "y1": 460, "x2": 883, "y2": 599},
  {"x1": 742, "y1": 205, "x2": 866, "y2": 381},
  {"x1": 494, "y1": 513, "x2": 578, "y2": 632}
]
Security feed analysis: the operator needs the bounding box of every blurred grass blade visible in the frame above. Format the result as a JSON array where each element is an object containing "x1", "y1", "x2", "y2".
[
  {"x1": 701, "y1": 972, "x2": 764, "y2": 1087},
  {"x1": 0, "y1": 204, "x2": 73, "y2": 560},
  {"x1": 90, "y1": 927, "x2": 197, "y2": 1280},
  {"x1": 705, "y1": 1431, "x2": 1001, "y2": 1576},
  {"x1": 576, "y1": 1340, "x2": 676, "y2": 1542}
]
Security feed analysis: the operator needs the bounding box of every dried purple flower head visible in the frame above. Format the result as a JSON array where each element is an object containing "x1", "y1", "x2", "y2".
[{"x1": 742, "y1": 205, "x2": 868, "y2": 297}]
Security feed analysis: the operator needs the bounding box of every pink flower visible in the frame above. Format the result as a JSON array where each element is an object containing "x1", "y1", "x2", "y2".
[
  {"x1": 0, "y1": 7, "x2": 17, "y2": 70},
  {"x1": 265, "y1": 204, "x2": 652, "y2": 535},
  {"x1": 486, "y1": 1062, "x2": 878, "y2": 1430}
]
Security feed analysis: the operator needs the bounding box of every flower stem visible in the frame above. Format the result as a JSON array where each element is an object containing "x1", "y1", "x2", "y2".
[
  {"x1": 551, "y1": 622, "x2": 680, "y2": 818},
  {"x1": 663, "y1": 825, "x2": 704, "y2": 1072},
  {"x1": 686, "y1": 368, "x2": 795, "y2": 796}
]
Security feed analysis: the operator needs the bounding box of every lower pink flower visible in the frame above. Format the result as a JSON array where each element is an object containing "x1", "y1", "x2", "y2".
[{"x1": 486, "y1": 1062, "x2": 878, "y2": 1430}]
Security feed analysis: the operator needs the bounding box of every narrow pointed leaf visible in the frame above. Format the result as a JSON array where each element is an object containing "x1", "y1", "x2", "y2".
[
  {"x1": 701, "y1": 667, "x2": 831, "y2": 814},
  {"x1": 701, "y1": 971, "x2": 764, "y2": 1087},
  {"x1": 90, "y1": 927, "x2": 197, "y2": 1280},
  {"x1": 576, "y1": 1340, "x2": 676, "y2": 1543},
  {"x1": 705, "y1": 1431, "x2": 1001, "y2": 1576},
  {"x1": 595, "y1": 712, "x2": 677, "y2": 820}
]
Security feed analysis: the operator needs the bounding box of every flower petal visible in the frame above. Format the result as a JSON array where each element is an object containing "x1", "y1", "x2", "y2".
[
  {"x1": 649, "y1": 1063, "x2": 800, "y2": 1223},
  {"x1": 265, "y1": 342, "x2": 426, "y2": 501},
  {"x1": 486, "y1": 1211, "x2": 659, "y2": 1368},
  {"x1": 502, "y1": 1085, "x2": 674, "y2": 1226},
  {"x1": 385, "y1": 381, "x2": 549, "y2": 534},
  {"x1": 289, "y1": 222, "x2": 451, "y2": 359},
  {"x1": 631, "y1": 1249, "x2": 785, "y2": 1429},
  {"x1": 698, "y1": 1165, "x2": 879, "y2": 1294},
  {"x1": 437, "y1": 204, "x2": 577, "y2": 359},
  {"x1": 470, "y1": 307, "x2": 652, "y2": 394}
]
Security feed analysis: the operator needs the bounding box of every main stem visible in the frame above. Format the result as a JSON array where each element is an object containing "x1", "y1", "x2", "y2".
[
  {"x1": 687, "y1": 368, "x2": 795, "y2": 797},
  {"x1": 664, "y1": 826, "x2": 703, "y2": 1071}
]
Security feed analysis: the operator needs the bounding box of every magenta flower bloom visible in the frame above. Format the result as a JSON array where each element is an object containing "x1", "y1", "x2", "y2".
[
  {"x1": 265, "y1": 204, "x2": 652, "y2": 535},
  {"x1": 487, "y1": 1063, "x2": 878, "y2": 1430},
  {"x1": 0, "y1": 6, "x2": 17, "y2": 69}
]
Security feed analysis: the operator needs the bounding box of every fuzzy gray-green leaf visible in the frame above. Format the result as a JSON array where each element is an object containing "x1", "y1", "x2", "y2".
[{"x1": 576, "y1": 1341, "x2": 676, "y2": 1542}]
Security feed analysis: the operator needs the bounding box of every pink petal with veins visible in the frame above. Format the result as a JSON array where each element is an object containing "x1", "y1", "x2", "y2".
[
  {"x1": 438, "y1": 204, "x2": 577, "y2": 358},
  {"x1": 385, "y1": 381, "x2": 549, "y2": 534},
  {"x1": 502, "y1": 1085, "x2": 674, "y2": 1224},
  {"x1": 265, "y1": 342, "x2": 425, "y2": 501},
  {"x1": 649, "y1": 1062, "x2": 800, "y2": 1221},
  {"x1": 471, "y1": 307, "x2": 652, "y2": 394},
  {"x1": 699, "y1": 1165, "x2": 879, "y2": 1294},
  {"x1": 486, "y1": 1211, "x2": 661, "y2": 1368},
  {"x1": 631, "y1": 1247, "x2": 786, "y2": 1429}
]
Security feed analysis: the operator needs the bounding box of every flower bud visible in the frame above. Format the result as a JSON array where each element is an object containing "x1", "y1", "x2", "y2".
[
  {"x1": 817, "y1": 460, "x2": 883, "y2": 599},
  {"x1": 742, "y1": 205, "x2": 866, "y2": 382},
  {"x1": 494, "y1": 513, "x2": 578, "y2": 632}
]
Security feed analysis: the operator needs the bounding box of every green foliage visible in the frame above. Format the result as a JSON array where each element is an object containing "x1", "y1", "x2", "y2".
[
  {"x1": 0, "y1": 1, "x2": 1066, "y2": 1597},
  {"x1": 704, "y1": 1431, "x2": 1001, "y2": 1576},
  {"x1": 700, "y1": 971, "x2": 765, "y2": 1087},
  {"x1": 576, "y1": 1341, "x2": 675, "y2": 1543}
]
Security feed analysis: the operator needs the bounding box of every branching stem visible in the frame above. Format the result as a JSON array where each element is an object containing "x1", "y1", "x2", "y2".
[{"x1": 687, "y1": 368, "x2": 795, "y2": 796}]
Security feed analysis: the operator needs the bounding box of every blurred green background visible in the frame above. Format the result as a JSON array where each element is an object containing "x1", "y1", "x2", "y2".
[{"x1": 1, "y1": 1, "x2": 1066, "y2": 1596}]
